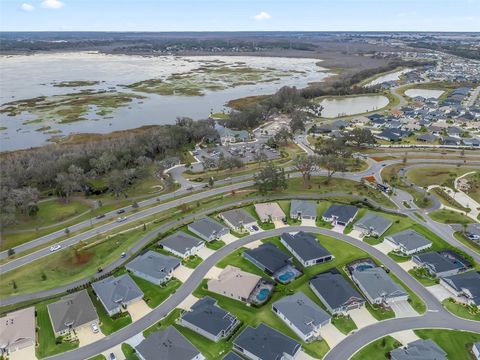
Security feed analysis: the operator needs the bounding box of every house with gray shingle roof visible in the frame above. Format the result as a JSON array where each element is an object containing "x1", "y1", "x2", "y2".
[
  {"x1": 178, "y1": 297, "x2": 239, "y2": 342},
  {"x1": 310, "y1": 269, "x2": 365, "y2": 315},
  {"x1": 0, "y1": 307, "x2": 35, "y2": 354},
  {"x1": 159, "y1": 231, "x2": 205, "y2": 258},
  {"x1": 272, "y1": 292, "x2": 331, "y2": 342},
  {"x1": 412, "y1": 251, "x2": 468, "y2": 278},
  {"x1": 472, "y1": 342, "x2": 480, "y2": 360},
  {"x1": 187, "y1": 217, "x2": 229, "y2": 242},
  {"x1": 352, "y1": 267, "x2": 408, "y2": 305},
  {"x1": 280, "y1": 231, "x2": 333, "y2": 267},
  {"x1": 223, "y1": 352, "x2": 243, "y2": 360},
  {"x1": 290, "y1": 200, "x2": 317, "y2": 220},
  {"x1": 47, "y1": 290, "x2": 99, "y2": 336},
  {"x1": 440, "y1": 271, "x2": 480, "y2": 306},
  {"x1": 91, "y1": 274, "x2": 144, "y2": 316},
  {"x1": 233, "y1": 323, "x2": 301, "y2": 360},
  {"x1": 136, "y1": 326, "x2": 204, "y2": 360},
  {"x1": 219, "y1": 209, "x2": 257, "y2": 232},
  {"x1": 126, "y1": 250, "x2": 181, "y2": 285},
  {"x1": 322, "y1": 204, "x2": 358, "y2": 227},
  {"x1": 390, "y1": 339, "x2": 446, "y2": 360},
  {"x1": 384, "y1": 230, "x2": 432, "y2": 255},
  {"x1": 353, "y1": 212, "x2": 393, "y2": 237}
]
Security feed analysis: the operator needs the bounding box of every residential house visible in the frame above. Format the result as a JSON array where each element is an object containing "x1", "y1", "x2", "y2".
[
  {"x1": 0, "y1": 307, "x2": 35, "y2": 354},
  {"x1": 233, "y1": 323, "x2": 301, "y2": 360},
  {"x1": 223, "y1": 353, "x2": 243, "y2": 360},
  {"x1": 310, "y1": 269, "x2": 365, "y2": 315},
  {"x1": 384, "y1": 230, "x2": 432, "y2": 255},
  {"x1": 280, "y1": 231, "x2": 333, "y2": 267},
  {"x1": 47, "y1": 290, "x2": 99, "y2": 336},
  {"x1": 352, "y1": 267, "x2": 408, "y2": 305},
  {"x1": 178, "y1": 297, "x2": 239, "y2": 342},
  {"x1": 412, "y1": 251, "x2": 469, "y2": 278},
  {"x1": 416, "y1": 133, "x2": 438, "y2": 143},
  {"x1": 91, "y1": 274, "x2": 144, "y2": 316},
  {"x1": 440, "y1": 271, "x2": 480, "y2": 306},
  {"x1": 353, "y1": 212, "x2": 393, "y2": 237},
  {"x1": 322, "y1": 204, "x2": 358, "y2": 227},
  {"x1": 219, "y1": 208, "x2": 257, "y2": 232},
  {"x1": 136, "y1": 326, "x2": 204, "y2": 360},
  {"x1": 472, "y1": 342, "x2": 480, "y2": 360},
  {"x1": 272, "y1": 292, "x2": 331, "y2": 342},
  {"x1": 254, "y1": 202, "x2": 286, "y2": 223},
  {"x1": 126, "y1": 250, "x2": 181, "y2": 285},
  {"x1": 159, "y1": 231, "x2": 205, "y2": 258},
  {"x1": 390, "y1": 339, "x2": 447, "y2": 360},
  {"x1": 290, "y1": 200, "x2": 317, "y2": 220},
  {"x1": 188, "y1": 218, "x2": 229, "y2": 242},
  {"x1": 441, "y1": 136, "x2": 462, "y2": 146}
]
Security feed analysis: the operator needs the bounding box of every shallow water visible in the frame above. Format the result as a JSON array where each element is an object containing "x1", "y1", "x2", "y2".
[
  {"x1": 319, "y1": 95, "x2": 389, "y2": 118},
  {"x1": 404, "y1": 88, "x2": 444, "y2": 99},
  {"x1": 366, "y1": 68, "x2": 413, "y2": 87}
]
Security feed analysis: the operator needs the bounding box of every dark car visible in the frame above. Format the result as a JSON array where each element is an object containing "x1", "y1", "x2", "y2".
[
  {"x1": 116, "y1": 209, "x2": 126, "y2": 214},
  {"x1": 252, "y1": 225, "x2": 259, "y2": 231},
  {"x1": 95, "y1": 214, "x2": 106, "y2": 219}
]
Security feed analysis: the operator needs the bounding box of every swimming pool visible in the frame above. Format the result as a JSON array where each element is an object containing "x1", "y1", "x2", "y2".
[
  {"x1": 355, "y1": 264, "x2": 374, "y2": 272},
  {"x1": 278, "y1": 271, "x2": 295, "y2": 283},
  {"x1": 256, "y1": 288, "x2": 270, "y2": 301}
]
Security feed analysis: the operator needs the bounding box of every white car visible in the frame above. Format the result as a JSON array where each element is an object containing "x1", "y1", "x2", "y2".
[
  {"x1": 91, "y1": 323, "x2": 99, "y2": 333},
  {"x1": 116, "y1": 217, "x2": 127, "y2": 222},
  {"x1": 50, "y1": 244, "x2": 61, "y2": 252}
]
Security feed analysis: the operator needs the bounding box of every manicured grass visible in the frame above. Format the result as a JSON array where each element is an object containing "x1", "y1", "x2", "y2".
[
  {"x1": 88, "y1": 289, "x2": 132, "y2": 335},
  {"x1": 183, "y1": 255, "x2": 203, "y2": 269},
  {"x1": 143, "y1": 308, "x2": 183, "y2": 338},
  {"x1": 351, "y1": 336, "x2": 401, "y2": 360},
  {"x1": 130, "y1": 274, "x2": 182, "y2": 309},
  {"x1": 414, "y1": 329, "x2": 480, "y2": 359},
  {"x1": 122, "y1": 343, "x2": 139, "y2": 360},
  {"x1": 216, "y1": 247, "x2": 267, "y2": 278},
  {"x1": 36, "y1": 300, "x2": 79, "y2": 359},
  {"x1": 408, "y1": 268, "x2": 438, "y2": 287},
  {"x1": 365, "y1": 302, "x2": 395, "y2": 321},
  {"x1": 442, "y1": 298, "x2": 480, "y2": 321},
  {"x1": 206, "y1": 239, "x2": 226, "y2": 250},
  {"x1": 430, "y1": 209, "x2": 473, "y2": 225},
  {"x1": 332, "y1": 315, "x2": 357, "y2": 335},
  {"x1": 406, "y1": 167, "x2": 476, "y2": 188},
  {"x1": 387, "y1": 251, "x2": 411, "y2": 263},
  {"x1": 88, "y1": 355, "x2": 106, "y2": 360}
]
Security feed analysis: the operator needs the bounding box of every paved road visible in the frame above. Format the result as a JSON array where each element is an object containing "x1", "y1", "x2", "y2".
[
  {"x1": 467, "y1": 85, "x2": 480, "y2": 107},
  {"x1": 47, "y1": 225, "x2": 469, "y2": 360}
]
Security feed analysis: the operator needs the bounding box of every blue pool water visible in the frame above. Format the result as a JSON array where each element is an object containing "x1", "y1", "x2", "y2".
[
  {"x1": 356, "y1": 264, "x2": 374, "y2": 272},
  {"x1": 278, "y1": 271, "x2": 295, "y2": 282},
  {"x1": 256, "y1": 288, "x2": 269, "y2": 301}
]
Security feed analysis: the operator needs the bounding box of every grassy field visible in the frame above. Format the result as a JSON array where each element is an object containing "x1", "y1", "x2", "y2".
[
  {"x1": 442, "y1": 299, "x2": 480, "y2": 321},
  {"x1": 122, "y1": 343, "x2": 140, "y2": 360},
  {"x1": 88, "y1": 289, "x2": 132, "y2": 335},
  {"x1": 415, "y1": 329, "x2": 480, "y2": 360},
  {"x1": 331, "y1": 314, "x2": 357, "y2": 335},
  {"x1": 408, "y1": 268, "x2": 438, "y2": 286},
  {"x1": 36, "y1": 299, "x2": 79, "y2": 359},
  {"x1": 464, "y1": 171, "x2": 480, "y2": 203},
  {"x1": 350, "y1": 336, "x2": 401, "y2": 360},
  {"x1": 130, "y1": 274, "x2": 181, "y2": 308},
  {"x1": 406, "y1": 166, "x2": 477, "y2": 188},
  {"x1": 429, "y1": 209, "x2": 473, "y2": 225}
]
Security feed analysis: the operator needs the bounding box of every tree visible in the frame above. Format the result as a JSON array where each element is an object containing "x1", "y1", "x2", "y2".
[
  {"x1": 55, "y1": 165, "x2": 85, "y2": 203},
  {"x1": 274, "y1": 128, "x2": 293, "y2": 145},
  {"x1": 315, "y1": 137, "x2": 351, "y2": 158},
  {"x1": 208, "y1": 177, "x2": 215, "y2": 187},
  {"x1": 317, "y1": 155, "x2": 346, "y2": 182},
  {"x1": 346, "y1": 128, "x2": 377, "y2": 147},
  {"x1": 107, "y1": 169, "x2": 129, "y2": 198},
  {"x1": 7, "y1": 248, "x2": 15, "y2": 257},
  {"x1": 293, "y1": 155, "x2": 319, "y2": 187},
  {"x1": 289, "y1": 111, "x2": 306, "y2": 134},
  {"x1": 254, "y1": 163, "x2": 288, "y2": 194}
]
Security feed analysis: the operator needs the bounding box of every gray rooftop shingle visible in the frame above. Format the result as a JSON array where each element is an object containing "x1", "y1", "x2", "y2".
[
  {"x1": 355, "y1": 212, "x2": 393, "y2": 235},
  {"x1": 353, "y1": 267, "x2": 407, "y2": 301},
  {"x1": 272, "y1": 292, "x2": 330, "y2": 336},
  {"x1": 136, "y1": 326, "x2": 201, "y2": 360},
  {"x1": 188, "y1": 217, "x2": 228, "y2": 239},
  {"x1": 442, "y1": 271, "x2": 480, "y2": 305},
  {"x1": 281, "y1": 231, "x2": 331, "y2": 262},
  {"x1": 243, "y1": 243, "x2": 290, "y2": 274},
  {"x1": 413, "y1": 251, "x2": 466, "y2": 274},
  {"x1": 126, "y1": 250, "x2": 181, "y2": 283},
  {"x1": 390, "y1": 339, "x2": 447, "y2": 360},
  {"x1": 159, "y1": 231, "x2": 204, "y2": 254},
  {"x1": 290, "y1": 200, "x2": 317, "y2": 218},
  {"x1": 91, "y1": 274, "x2": 143, "y2": 313},
  {"x1": 323, "y1": 204, "x2": 358, "y2": 224},
  {"x1": 386, "y1": 230, "x2": 432, "y2": 252},
  {"x1": 220, "y1": 208, "x2": 256, "y2": 228},
  {"x1": 233, "y1": 323, "x2": 300, "y2": 360}
]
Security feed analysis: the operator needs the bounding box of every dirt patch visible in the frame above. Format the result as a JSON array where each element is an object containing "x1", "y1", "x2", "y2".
[{"x1": 61, "y1": 249, "x2": 94, "y2": 267}]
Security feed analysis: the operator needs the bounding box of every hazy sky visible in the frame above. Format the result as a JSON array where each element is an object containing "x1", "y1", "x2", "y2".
[{"x1": 1, "y1": 0, "x2": 479, "y2": 32}]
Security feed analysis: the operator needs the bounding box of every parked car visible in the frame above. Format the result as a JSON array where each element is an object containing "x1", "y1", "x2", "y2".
[
  {"x1": 50, "y1": 244, "x2": 61, "y2": 252},
  {"x1": 109, "y1": 353, "x2": 117, "y2": 360},
  {"x1": 116, "y1": 217, "x2": 127, "y2": 222},
  {"x1": 252, "y1": 225, "x2": 259, "y2": 231},
  {"x1": 95, "y1": 214, "x2": 106, "y2": 219},
  {"x1": 186, "y1": 186, "x2": 194, "y2": 191},
  {"x1": 121, "y1": 252, "x2": 127, "y2": 258},
  {"x1": 91, "y1": 323, "x2": 99, "y2": 333},
  {"x1": 116, "y1": 209, "x2": 126, "y2": 214},
  {"x1": 282, "y1": 218, "x2": 288, "y2": 225},
  {"x1": 97, "y1": 267, "x2": 103, "y2": 273}
]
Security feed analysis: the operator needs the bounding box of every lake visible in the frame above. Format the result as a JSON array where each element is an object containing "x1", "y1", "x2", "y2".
[
  {"x1": 0, "y1": 52, "x2": 330, "y2": 151},
  {"x1": 404, "y1": 88, "x2": 445, "y2": 99},
  {"x1": 365, "y1": 68, "x2": 413, "y2": 87},
  {"x1": 319, "y1": 95, "x2": 390, "y2": 118}
]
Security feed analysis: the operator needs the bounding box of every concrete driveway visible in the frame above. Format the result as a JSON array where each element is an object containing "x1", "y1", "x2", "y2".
[
  {"x1": 373, "y1": 241, "x2": 393, "y2": 254},
  {"x1": 391, "y1": 330, "x2": 420, "y2": 345},
  {"x1": 427, "y1": 284, "x2": 455, "y2": 302},
  {"x1": 243, "y1": 239, "x2": 263, "y2": 249},
  {"x1": 273, "y1": 220, "x2": 288, "y2": 228},
  {"x1": 128, "y1": 300, "x2": 151, "y2": 322},
  {"x1": 348, "y1": 229, "x2": 364, "y2": 240},
  {"x1": 173, "y1": 265, "x2": 194, "y2": 282},
  {"x1": 205, "y1": 266, "x2": 224, "y2": 279},
  {"x1": 319, "y1": 323, "x2": 347, "y2": 347},
  {"x1": 296, "y1": 349, "x2": 318, "y2": 360},
  {"x1": 220, "y1": 233, "x2": 238, "y2": 244},
  {"x1": 301, "y1": 219, "x2": 317, "y2": 227},
  {"x1": 101, "y1": 344, "x2": 125, "y2": 360},
  {"x1": 178, "y1": 294, "x2": 199, "y2": 311},
  {"x1": 197, "y1": 247, "x2": 215, "y2": 260},
  {"x1": 390, "y1": 300, "x2": 418, "y2": 318},
  {"x1": 77, "y1": 325, "x2": 105, "y2": 347},
  {"x1": 398, "y1": 260, "x2": 416, "y2": 272},
  {"x1": 9, "y1": 346, "x2": 37, "y2": 360},
  {"x1": 332, "y1": 224, "x2": 346, "y2": 233},
  {"x1": 349, "y1": 307, "x2": 377, "y2": 328}
]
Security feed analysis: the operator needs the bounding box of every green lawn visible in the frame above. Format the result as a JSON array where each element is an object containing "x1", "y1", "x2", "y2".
[
  {"x1": 183, "y1": 255, "x2": 203, "y2": 269},
  {"x1": 408, "y1": 268, "x2": 438, "y2": 287},
  {"x1": 415, "y1": 329, "x2": 480, "y2": 359},
  {"x1": 332, "y1": 315, "x2": 357, "y2": 335},
  {"x1": 442, "y1": 299, "x2": 480, "y2": 321},
  {"x1": 88, "y1": 355, "x2": 106, "y2": 360},
  {"x1": 88, "y1": 289, "x2": 132, "y2": 335},
  {"x1": 36, "y1": 300, "x2": 79, "y2": 359},
  {"x1": 429, "y1": 209, "x2": 473, "y2": 225},
  {"x1": 351, "y1": 336, "x2": 401, "y2": 360},
  {"x1": 206, "y1": 239, "x2": 226, "y2": 250},
  {"x1": 388, "y1": 251, "x2": 411, "y2": 263},
  {"x1": 406, "y1": 167, "x2": 476, "y2": 188},
  {"x1": 130, "y1": 274, "x2": 182, "y2": 308},
  {"x1": 122, "y1": 343, "x2": 140, "y2": 360},
  {"x1": 365, "y1": 302, "x2": 395, "y2": 321}
]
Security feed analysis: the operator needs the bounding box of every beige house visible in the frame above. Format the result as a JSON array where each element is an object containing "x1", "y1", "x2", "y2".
[
  {"x1": 0, "y1": 307, "x2": 36, "y2": 354},
  {"x1": 207, "y1": 266, "x2": 261, "y2": 303},
  {"x1": 254, "y1": 202, "x2": 286, "y2": 222}
]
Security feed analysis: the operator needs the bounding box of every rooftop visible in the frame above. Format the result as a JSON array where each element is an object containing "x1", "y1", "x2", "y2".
[
  {"x1": 91, "y1": 274, "x2": 144, "y2": 312},
  {"x1": 126, "y1": 250, "x2": 181, "y2": 282}
]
